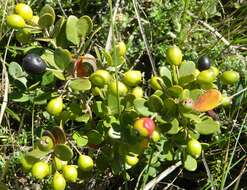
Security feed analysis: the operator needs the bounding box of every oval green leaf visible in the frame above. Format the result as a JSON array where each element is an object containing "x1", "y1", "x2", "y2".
[
  {"x1": 195, "y1": 117, "x2": 220, "y2": 135},
  {"x1": 66, "y1": 15, "x2": 80, "y2": 45},
  {"x1": 69, "y1": 78, "x2": 91, "y2": 91},
  {"x1": 38, "y1": 13, "x2": 55, "y2": 28},
  {"x1": 77, "y1": 15, "x2": 93, "y2": 38},
  {"x1": 147, "y1": 95, "x2": 164, "y2": 112},
  {"x1": 54, "y1": 48, "x2": 72, "y2": 70},
  {"x1": 183, "y1": 154, "x2": 197, "y2": 171},
  {"x1": 54, "y1": 144, "x2": 73, "y2": 161}
]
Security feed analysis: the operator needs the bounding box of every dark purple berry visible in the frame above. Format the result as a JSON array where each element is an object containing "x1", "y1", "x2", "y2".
[
  {"x1": 22, "y1": 53, "x2": 46, "y2": 74},
  {"x1": 198, "y1": 55, "x2": 211, "y2": 71}
]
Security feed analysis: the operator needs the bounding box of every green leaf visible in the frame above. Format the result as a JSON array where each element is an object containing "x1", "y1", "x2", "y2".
[
  {"x1": 160, "y1": 142, "x2": 174, "y2": 161},
  {"x1": 69, "y1": 78, "x2": 91, "y2": 91},
  {"x1": 38, "y1": 13, "x2": 55, "y2": 28},
  {"x1": 163, "y1": 98, "x2": 177, "y2": 116},
  {"x1": 190, "y1": 89, "x2": 203, "y2": 101},
  {"x1": 92, "y1": 101, "x2": 104, "y2": 117},
  {"x1": 179, "y1": 89, "x2": 190, "y2": 100},
  {"x1": 25, "y1": 148, "x2": 50, "y2": 160},
  {"x1": 8, "y1": 62, "x2": 27, "y2": 87},
  {"x1": 52, "y1": 70, "x2": 65, "y2": 80},
  {"x1": 87, "y1": 130, "x2": 103, "y2": 145},
  {"x1": 40, "y1": 5, "x2": 55, "y2": 18},
  {"x1": 147, "y1": 95, "x2": 164, "y2": 112},
  {"x1": 107, "y1": 94, "x2": 121, "y2": 115},
  {"x1": 133, "y1": 98, "x2": 154, "y2": 116},
  {"x1": 8, "y1": 62, "x2": 24, "y2": 78},
  {"x1": 54, "y1": 48, "x2": 72, "y2": 70},
  {"x1": 77, "y1": 16, "x2": 93, "y2": 38},
  {"x1": 167, "y1": 85, "x2": 183, "y2": 98},
  {"x1": 162, "y1": 118, "x2": 180, "y2": 135},
  {"x1": 41, "y1": 49, "x2": 60, "y2": 70},
  {"x1": 10, "y1": 93, "x2": 30, "y2": 102},
  {"x1": 42, "y1": 71, "x2": 55, "y2": 86},
  {"x1": 54, "y1": 144, "x2": 74, "y2": 161},
  {"x1": 75, "y1": 114, "x2": 90, "y2": 123},
  {"x1": 159, "y1": 66, "x2": 172, "y2": 87},
  {"x1": 195, "y1": 117, "x2": 220, "y2": 135},
  {"x1": 72, "y1": 131, "x2": 88, "y2": 147},
  {"x1": 5, "y1": 107, "x2": 20, "y2": 122},
  {"x1": 179, "y1": 61, "x2": 196, "y2": 77},
  {"x1": 183, "y1": 154, "x2": 197, "y2": 171},
  {"x1": 178, "y1": 61, "x2": 196, "y2": 85},
  {"x1": 66, "y1": 15, "x2": 80, "y2": 45},
  {"x1": 183, "y1": 113, "x2": 202, "y2": 123},
  {"x1": 179, "y1": 74, "x2": 196, "y2": 85},
  {"x1": 52, "y1": 17, "x2": 65, "y2": 38}
]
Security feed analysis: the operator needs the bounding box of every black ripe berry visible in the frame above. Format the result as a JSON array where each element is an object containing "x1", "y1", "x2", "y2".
[
  {"x1": 22, "y1": 53, "x2": 46, "y2": 74},
  {"x1": 197, "y1": 55, "x2": 211, "y2": 71}
]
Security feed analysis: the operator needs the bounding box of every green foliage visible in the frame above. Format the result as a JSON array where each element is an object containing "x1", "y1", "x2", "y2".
[{"x1": 0, "y1": 0, "x2": 246, "y2": 190}]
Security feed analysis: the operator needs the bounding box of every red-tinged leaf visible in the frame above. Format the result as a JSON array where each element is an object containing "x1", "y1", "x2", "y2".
[{"x1": 193, "y1": 89, "x2": 221, "y2": 112}]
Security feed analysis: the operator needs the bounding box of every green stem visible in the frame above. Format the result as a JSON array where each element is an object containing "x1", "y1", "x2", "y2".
[
  {"x1": 31, "y1": 104, "x2": 35, "y2": 148},
  {"x1": 172, "y1": 65, "x2": 179, "y2": 84}
]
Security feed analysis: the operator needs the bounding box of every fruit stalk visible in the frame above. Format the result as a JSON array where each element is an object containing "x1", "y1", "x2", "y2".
[{"x1": 229, "y1": 87, "x2": 247, "y2": 99}]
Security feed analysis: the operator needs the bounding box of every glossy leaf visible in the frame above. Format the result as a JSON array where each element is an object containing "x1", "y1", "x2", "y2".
[
  {"x1": 69, "y1": 78, "x2": 91, "y2": 91},
  {"x1": 52, "y1": 70, "x2": 65, "y2": 80},
  {"x1": 54, "y1": 48, "x2": 72, "y2": 70},
  {"x1": 72, "y1": 131, "x2": 88, "y2": 147},
  {"x1": 38, "y1": 13, "x2": 55, "y2": 28},
  {"x1": 193, "y1": 89, "x2": 221, "y2": 112},
  {"x1": 159, "y1": 66, "x2": 172, "y2": 87},
  {"x1": 147, "y1": 95, "x2": 164, "y2": 112},
  {"x1": 167, "y1": 85, "x2": 183, "y2": 97},
  {"x1": 66, "y1": 15, "x2": 80, "y2": 45},
  {"x1": 77, "y1": 16, "x2": 93, "y2": 38},
  {"x1": 183, "y1": 154, "x2": 197, "y2": 171},
  {"x1": 179, "y1": 74, "x2": 196, "y2": 85},
  {"x1": 162, "y1": 118, "x2": 180, "y2": 135},
  {"x1": 54, "y1": 144, "x2": 74, "y2": 161}
]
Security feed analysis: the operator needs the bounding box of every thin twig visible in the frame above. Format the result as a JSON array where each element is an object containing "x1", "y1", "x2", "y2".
[
  {"x1": 220, "y1": 114, "x2": 247, "y2": 189},
  {"x1": 224, "y1": 157, "x2": 247, "y2": 190},
  {"x1": 143, "y1": 161, "x2": 182, "y2": 190},
  {"x1": 163, "y1": 169, "x2": 183, "y2": 190},
  {"x1": 57, "y1": 0, "x2": 67, "y2": 18},
  {"x1": 0, "y1": 30, "x2": 14, "y2": 126},
  {"x1": 202, "y1": 151, "x2": 215, "y2": 190},
  {"x1": 132, "y1": 0, "x2": 157, "y2": 76}
]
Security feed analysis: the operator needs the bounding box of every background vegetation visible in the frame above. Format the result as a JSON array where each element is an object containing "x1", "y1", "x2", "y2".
[{"x1": 0, "y1": 0, "x2": 246, "y2": 189}]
